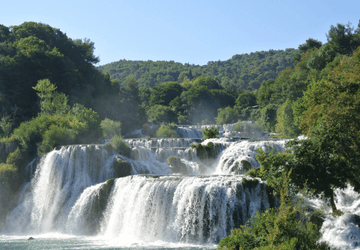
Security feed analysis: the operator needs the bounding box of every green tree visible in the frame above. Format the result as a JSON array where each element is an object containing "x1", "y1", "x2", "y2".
[
  {"x1": 100, "y1": 118, "x2": 121, "y2": 139},
  {"x1": 215, "y1": 107, "x2": 240, "y2": 124},
  {"x1": 0, "y1": 22, "x2": 116, "y2": 126},
  {"x1": 147, "y1": 105, "x2": 177, "y2": 123},
  {"x1": 202, "y1": 126, "x2": 219, "y2": 139},
  {"x1": 218, "y1": 172, "x2": 329, "y2": 250},
  {"x1": 275, "y1": 99, "x2": 301, "y2": 138},
  {"x1": 156, "y1": 123, "x2": 178, "y2": 138},
  {"x1": 149, "y1": 81, "x2": 183, "y2": 106},
  {"x1": 298, "y1": 38, "x2": 323, "y2": 54},
  {"x1": 32, "y1": 79, "x2": 69, "y2": 116}
]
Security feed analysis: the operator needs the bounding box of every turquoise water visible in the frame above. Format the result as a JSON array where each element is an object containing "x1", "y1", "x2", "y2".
[{"x1": 0, "y1": 235, "x2": 217, "y2": 250}]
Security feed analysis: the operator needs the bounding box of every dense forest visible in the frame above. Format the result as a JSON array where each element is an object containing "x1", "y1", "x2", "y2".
[
  {"x1": 98, "y1": 48, "x2": 297, "y2": 91},
  {"x1": 1, "y1": 20, "x2": 360, "y2": 249}
]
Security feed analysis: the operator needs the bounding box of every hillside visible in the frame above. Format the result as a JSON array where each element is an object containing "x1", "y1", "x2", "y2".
[{"x1": 98, "y1": 48, "x2": 297, "y2": 91}]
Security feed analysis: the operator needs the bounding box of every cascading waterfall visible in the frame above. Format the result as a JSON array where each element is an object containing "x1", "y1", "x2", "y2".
[
  {"x1": 100, "y1": 175, "x2": 270, "y2": 244},
  {"x1": 4, "y1": 145, "x2": 116, "y2": 234},
  {"x1": 214, "y1": 139, "x2": 287, "y2": 174},
  {"x1": 9, "y1": 133, "x2": 358, "y2": 248},
  {"x1": 2, "y1": 137, "x2": 284, "y2": 242},
  {"x1": 176, "y1": 122, "x2": 265, "y2": 139}
]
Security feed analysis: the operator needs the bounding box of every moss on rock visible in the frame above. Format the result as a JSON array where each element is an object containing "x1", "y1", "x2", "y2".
[
  {"x1": 112, "y1": 157, "x2": 132, "y2": 177},
  {"x1": 167, "y1": 156, "x2": 188, "y2": 174}
]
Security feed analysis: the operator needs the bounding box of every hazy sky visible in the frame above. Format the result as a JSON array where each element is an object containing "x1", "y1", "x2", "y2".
[{"x1": 3, "y1": 0, "x2": 360, "y2": 66}]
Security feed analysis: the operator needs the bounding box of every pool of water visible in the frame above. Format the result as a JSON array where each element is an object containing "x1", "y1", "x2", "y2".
[{"x1": 0, "y1": 234, "x2": 217, "y2": 250}]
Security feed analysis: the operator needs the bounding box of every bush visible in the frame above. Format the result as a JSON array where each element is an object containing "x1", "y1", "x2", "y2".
[
  {"x1": 100, "y1": 118, "x2": 121, "y2": 139},
  {"x1": 191, "y1": 142, "x2": 216, "y2": 160},
  {"x1": 106, "y1": 134, "x2": 131, "y2": 158},
  {"x1": 156, "y1": 123, "x2": 178, "y2": 138},
  {"x1": 0, "y1": 163, "x2": 22, "y2": 192},
  {"x1": 218, "y1": 202, "x2": 329, "y2": 250},
  {"x1": 168, "y1": 123, "x2": 178, "y2": 130},
  {"x1": 38, "y1": 125, "x2": 77, "y2": 155},
  {"x1": 215, "y1": 107, "x2": 240, "y2": 125},
  {"x1": 233, "y1": 121, "x2": 263, "y2": 135},
  {"x1": 218, "y1": 173, "x2": 330, "y2": 250},
  {"x1": 141, "y1": 123, "x2": 157, "y2": 137},
  {"x1": 201, "y1": 126, "x2": 219, "y2": 139},
  {"x1": 6, "y1": 147, "x2": 23, "y2": 167},
  {"x1": 12, "y1": 108, "x2": 102, "y2": 156},
  {"x1": 167, "y1": 156, "x2": 187, "y2": 174}
]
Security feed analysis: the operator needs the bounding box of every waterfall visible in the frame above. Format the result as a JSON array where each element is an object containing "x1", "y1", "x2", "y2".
[
  {"x1": 3, "y1": 134, "x2": 286, "y2": 246},
  {"x1": 214, "y1": 139, "x2": 286, "y2": 174},
  {"x1": 101, "y1": 175, "x2": 270, "y2": 244},
  {"x1": 4, "y1": 145, "x2": 116, "y2": 234}
]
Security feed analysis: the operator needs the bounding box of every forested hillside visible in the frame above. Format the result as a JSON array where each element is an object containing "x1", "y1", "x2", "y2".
[
  {"x1": 0, "y1": 22, "x2": 118, "y2": 124},
  {"x1": 98, "y1": 49, "x2": 297, "y2": 90}
]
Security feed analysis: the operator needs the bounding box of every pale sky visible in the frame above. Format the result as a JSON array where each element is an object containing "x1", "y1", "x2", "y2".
[{"x1": 2, "y1": 0, "x2": 360, "y2": 66}]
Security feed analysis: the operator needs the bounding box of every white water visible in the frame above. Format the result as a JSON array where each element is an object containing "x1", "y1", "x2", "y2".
[
  {"x1": 101, "y1": 175, "x2": 269, "y2": 244},
  {"x1": 177, "y1": 122, "x2": 266, "y2": 139},
  {"x1": 214, "y1": 139, "x2": 286, "y2": 174},
  {"x1": 3, "y1": 133, "x2": 359, "y2": 249},
  {"x1": 303, "y1": 185, "x2": 360, "y2": 249},
  {"x1": 4, "y1": 145, "x2": 115, "y2": 234}
]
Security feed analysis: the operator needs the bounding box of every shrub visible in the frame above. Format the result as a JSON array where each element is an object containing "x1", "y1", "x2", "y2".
[
  {"x1": 233, "y1": 121, "x2": 263, "y2": 137},
  {"x1": 201, "y1": 126, "x2": 219, "y2": 139},
  {"x1": 0, "y1": 163, "x2": 22, "y2": 192},
  {"x1": 38, "y1": 125, "x2": 77, "y2": 155},
  {"x1": 141, "y1": 123, "x2": 157, "y2": 137},
  {"x1": 215, "y1": 107, "x2": 240, "y2": 125},
  {"x1": 192, "y1": 142, "x2": 216, "y2": 160},
  {"x1": 218, "y1": 173, "x2": 330, "y2": 250},
  {"x1": 100, "y1": 118, "x2": 121, "y2": 139},
  {"x1": 108, "y1": 134, "x2": 131, "y2": 158},
  {"x1": 6, "y1": 147, "x2": 23, "y2": 167},
  {"x1": 167, "y1": 156, "x2": 187, "y2": 174},
  {"x1": 218, "y1": 202, "x2": 329, "y2": 250},
  {"x1": 156, "y1": 123, "x2": 178, "y2": 138},
  {"x1": 168, "y1": 123, "x2": 178, "y2": 130}
]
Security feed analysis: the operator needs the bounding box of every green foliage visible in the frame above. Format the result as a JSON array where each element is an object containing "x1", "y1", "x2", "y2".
[
  {"x1": 141, "y1": 123, "x2": 157, "y2": 137},
  {"x1": 100, "y1": 118, "x2": 121, "y2": 139},
  {"x1": 167, "y1": 156, "x2": 187, "y2": 174},
  {"x1": 235, "y1": 92, "x2": 257, "y2": 110},
  {"x1": 155, "y1": 123, "x2": 178, "y2": 138},
  {"x1": 298, "y1": 38, "x2": 323, "y2": 54},
  {"x1": 33, "y1": 79, "x2": 69, "y2": 116},
  {"x1": 147, "y1": 105, "x2": 177, "y2": 123},
  {"x1": 112, "y1": 158, "x2": 132, "y2": 177},
  {"x1": 215, "y1": 107, "x2": 240, "y2": 125},
  {"x1": 218, "y1": 202, "x2": 329, "y2": 250},
  {"x1": 285, "y1": 124, "x2": 356, "y2": 213},
  {"x1": 0, "y1": 22, "x2": 118, "y2": 128},
  {"x1": 218, "y1": 173, "x2": 330, "y2": 250},
  {"x1": 11, "y1": 98, "x2": 102, "y2": 169},
  {"x1": 149, "y1": 81, "x2": 183, "y2": 106},
  {"x1": 0, "y1": 108, "x2": 17, "y2": 139},
  {"x1": 0, "y1": 163, "x2": 22, "y2": 192},
  {"x1": 108, "y1": 134, "x2": 131, "y2": 158},
  {"x1": 5, "y1": 148, "x2": 23, "y2": 168},
  {"x1": 201, "y1": 126, "x2": 219, "y2": 139},
  {"x1": 233, "y1": 121, "x2": 264, "y2": 137},
  {"x1": 257, "y1": 104, "x2": 279, "y2": 132},
  {"x1": 117, "y1": 76, "x2": 147, "y2": 134},
  {"x1": 275, "y1": 99, "x2": 301, "y2": 138},
  {"x1": 255, "y1": 149, "x2": 294, "y2": 197},
  {"x1": 191, "y1": 142, "x2": 216, "y2": 160},
  {"x1": 99, "y1": 49, "x2": 297, "y2": 91},
  {"x1": 180, "y1": 77, "x2": 235, "y2": 124}
]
